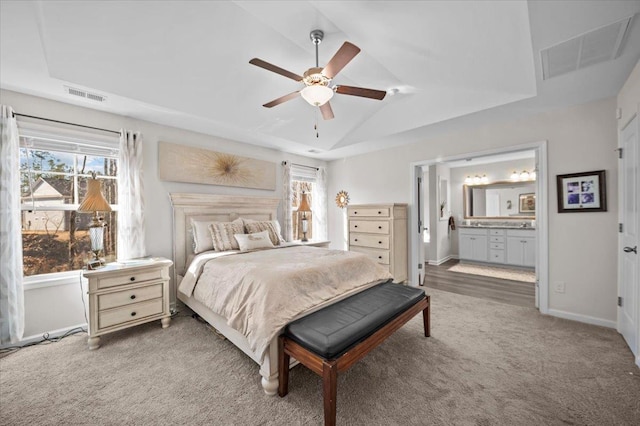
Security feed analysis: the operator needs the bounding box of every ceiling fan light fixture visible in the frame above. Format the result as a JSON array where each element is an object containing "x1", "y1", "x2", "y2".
[{"x1": 300, "y1": 85, "x2": 334, "y2": 106}]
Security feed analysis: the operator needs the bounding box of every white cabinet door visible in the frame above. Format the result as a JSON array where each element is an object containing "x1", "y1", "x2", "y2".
[
  {"x1": 459, "y1": 235, "x2": 475, "y2": 260},
  {"x1": 506, "y1": 236, "x2": 524, "y2": 265},
  {"x1": 473, "y1": 235, "x2": 488, "y2": 261},
  {"x1": 522, "y1": 238, "x2": 535, "y2": 267}
]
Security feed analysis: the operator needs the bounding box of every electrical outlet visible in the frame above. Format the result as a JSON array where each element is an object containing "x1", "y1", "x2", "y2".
[{"x1": 554, "y1": 281, "x2": 565, "y2": 293}]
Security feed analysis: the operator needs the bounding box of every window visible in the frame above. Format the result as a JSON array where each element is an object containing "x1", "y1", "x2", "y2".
[
  {"x1": 19, "y1": 132, "x2": 118, "y2": 276},
  {"x1": 290, "y1": 166, "x2": 318, "y2": 241}
]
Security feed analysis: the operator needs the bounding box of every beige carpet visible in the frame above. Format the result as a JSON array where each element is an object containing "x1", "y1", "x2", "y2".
[
  {"x1": 448, "y1": 263, "x2": 536, "y2": 283},
  {"x1": 1, "y1": 289, "x2": 638, "y2": 425}
]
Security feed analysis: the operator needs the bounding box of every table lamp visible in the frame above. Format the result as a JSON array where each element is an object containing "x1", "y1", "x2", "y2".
[
  {"x1": 297, "y1": 191, "x2": 312, "y2": 242},
  {"x1": 78, "y1": 172, "x2": 112, "y2": 269}
]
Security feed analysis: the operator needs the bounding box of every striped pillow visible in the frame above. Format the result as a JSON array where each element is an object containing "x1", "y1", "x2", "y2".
[
  {"x1": 244, "y1": 220, "x2": 284, "y2": 246},
  {"x1": 208, "y1": 218, "x2": 245, "y2": 251}
]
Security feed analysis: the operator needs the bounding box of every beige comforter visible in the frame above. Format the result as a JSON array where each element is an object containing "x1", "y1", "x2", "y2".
[{"x1": 183, "y1": 246, "x2": 392, "y2": 360}]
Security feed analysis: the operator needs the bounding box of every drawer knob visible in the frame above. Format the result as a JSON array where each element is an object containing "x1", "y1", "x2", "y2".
[
  {"x1": 378, "y1": 211, "x2": 381, "y2": 214},
  {"x1": 378, "y1": 256, "x2": 382, "y2": 259},
  {"x1": 130, "y1": 295, "x2": 136, "y2": 300},
  {"x1": 131, "y1": 312, "x2": 137, "y2": 317},
  {"x1": 354, "y1": 225, "x2": 358, "y2": 228},
  {"x1": 378, "y1": 226, "x2": 382, "y2": 229},
  {"x1": 130, "y1": 277, "x2": 136, "y2": 282},
  {"x1": 354, "y1": 211, "x2": 358, "y2": 214},
  {"x1": 378, "y1": 241, "x2": 382, "y2": 244},
  {"x1": 354, "y1": 239, "x2": 358, "y2": 242}
]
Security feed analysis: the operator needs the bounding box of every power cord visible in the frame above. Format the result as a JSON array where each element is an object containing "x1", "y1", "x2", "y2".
[{"x1": 0, "y1": 327, "x2": 86, "y2": 356}]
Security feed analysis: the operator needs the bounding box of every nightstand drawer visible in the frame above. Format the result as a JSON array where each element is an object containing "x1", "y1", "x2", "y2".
[
  {"x1": 98, "y1": 283, "x2": 163, "y2": 311},
  {"x1": 350, "y1": 246, "x2": 390, "y2": 265},
  {"x1": 350, "y1": 234, "x2": 390, "y2": 249},
  {"x1": 99, "y1": 298, "x2": 164, "y2": 330},
  {"x1": 349, "y1": 208, "x2": 390, "y2": 217},
  {"x1": 96, "y1": 269, "x2": 164, "y2": 289},
  {"x1": 349, "y1": 220, "x2": 389, "y2": 234}
]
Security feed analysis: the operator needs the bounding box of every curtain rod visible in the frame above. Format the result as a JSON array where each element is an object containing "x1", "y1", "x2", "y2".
[
  {"x1": 281, "y1": 161, "x2": 319, "y2": 171},
  {"x1": 12, "y1": 112, "x2": 121, "y2": 136}
]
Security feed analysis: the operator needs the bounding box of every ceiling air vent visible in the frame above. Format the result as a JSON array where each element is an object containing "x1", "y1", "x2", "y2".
[
  {"x1": 541, "y1": 15, "x2": 633, "y2": 80},
  {"x1": 308, "y1": 149, "x2": 322, "y2": 154},
  {"x1": 64, "y1": 86, "x2": 107, "y2": 103}
]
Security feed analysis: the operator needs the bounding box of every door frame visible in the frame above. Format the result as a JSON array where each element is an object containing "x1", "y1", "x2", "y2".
[
  {"x1": 408, "y1": 140, "x2": 549, "y2": 314},
  {"x1": 617, "y1": 114, "x2": 640, "y2": 368}
]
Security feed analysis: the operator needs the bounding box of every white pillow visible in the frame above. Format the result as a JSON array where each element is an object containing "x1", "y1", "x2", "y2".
[
  {"x1": 234, "y1": 230, "x2": 275, "y2": 252},
  {"x1": 191, "y1": 219, "x2": 216, "y2": 254}
]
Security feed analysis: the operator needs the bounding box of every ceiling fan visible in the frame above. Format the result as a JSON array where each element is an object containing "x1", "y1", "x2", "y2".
[{"x1": 249, "y1": 30, "x2": 387, "y2": 120}]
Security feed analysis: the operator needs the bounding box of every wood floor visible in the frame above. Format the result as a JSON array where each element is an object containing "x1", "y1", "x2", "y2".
[{"x1": 423, "y1": 259, "x2": 536, "y2": 308}]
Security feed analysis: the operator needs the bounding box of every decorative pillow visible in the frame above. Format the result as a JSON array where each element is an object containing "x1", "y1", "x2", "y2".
[
  {"x1": 208, "y1": 218, "x2": 245, "y2": 251},
  {"x1": 243, "y1": 219, "x2": 285, "y2": 246},
  {"x1": 191, "y1": 219, "x2": 217, "y2": 254},
  {"x1": 234, "y1": 230, "x2": 275, "y2": 252}
]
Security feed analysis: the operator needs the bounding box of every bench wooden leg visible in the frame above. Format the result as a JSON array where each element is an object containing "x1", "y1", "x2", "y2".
[
  {"x1": 278, "y1": 336, "x2": 290, "y2": 397},
  {"x1": 423, "y1": 295, "x2": 431, "y2": 337},
  {"x1": 322, "y1": 360, "x2": 338, "y2": 426}
]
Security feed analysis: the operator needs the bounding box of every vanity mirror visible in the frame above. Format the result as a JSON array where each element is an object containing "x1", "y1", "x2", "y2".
[{"x1": 463, "y1": 181, "x2": 536, "y2": 219}]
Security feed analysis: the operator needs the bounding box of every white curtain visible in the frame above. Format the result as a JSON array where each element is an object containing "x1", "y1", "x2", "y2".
[
  {"x1": 312, "y1": 167, "x2": 328, "y2": 240},
  {"x1": 0, "y1": 105, "x2": 24, "y2": 344},
  {"x1": 117, "y1": 130, "x2": 146, "y2": 260},
  {"x1": 282, "y1": 162, "x2": 293, "y2": 241}
]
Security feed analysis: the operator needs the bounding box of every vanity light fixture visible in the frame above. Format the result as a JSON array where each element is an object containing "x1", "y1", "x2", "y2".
[
  {"x1": 465, "y1": 176, "x2": 473, "y2": 184},
  {"x1": 511, "y1": 170, "x2": 519, "y2": 181},
  {"x1": 480, "y1": 174, "x2": 489, "y2": 184},
  {"x1": 520, "y1": 170, "x2": 530, "y2": 180},
  {"x1": 530, "y1": 170, "x2": 536, "y2": 180},
  {"x1": 473, "y1": 175, "x2": 481, "y2": 185}
]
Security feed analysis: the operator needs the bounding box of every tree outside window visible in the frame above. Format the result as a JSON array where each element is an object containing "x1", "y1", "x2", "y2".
[{"x1": 20, "y1": 145, "x2": 117, "y2": 275}]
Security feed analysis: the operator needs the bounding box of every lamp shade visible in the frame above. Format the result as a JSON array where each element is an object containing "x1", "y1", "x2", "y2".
[
  {"x1": 297, "y1": 192, "x2": 312, "y2": 212},
  {"x1": 78, "y1": 176, "x2": 112, "y2": 213},
  {"x1": 300, "y1": 85, "x2": 334, "y2": 106}
]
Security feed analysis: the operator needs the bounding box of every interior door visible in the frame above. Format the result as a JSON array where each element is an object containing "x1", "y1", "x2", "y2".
[{"x1": 619, "y1": 116, "x2": 639, "y2": 357}]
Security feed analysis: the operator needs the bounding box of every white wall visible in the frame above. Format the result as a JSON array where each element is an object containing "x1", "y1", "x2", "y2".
[
  {"x1": 1, "y1": 89, "x2": 325, "y2": 338},
  {"x1": 328, "y1": 97, "x2": 618, "y2": 324}
]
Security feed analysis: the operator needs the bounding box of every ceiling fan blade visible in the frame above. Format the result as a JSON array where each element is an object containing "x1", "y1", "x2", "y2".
[
  {"x1": 320, "y1": 101, "x2": 334, "y2": 120},
  {"x1": 335, "y1": 85, "x2": 387, "y2": 100},
  {"x1": 322, "y1": 42, "x2": 361, "y2": 79},
  {"x1": 263, "y1": 91, "x2": 300, "y2": 108},
  {"x1": 249, "y1": 58, "x2": 303, "y2": 82}
]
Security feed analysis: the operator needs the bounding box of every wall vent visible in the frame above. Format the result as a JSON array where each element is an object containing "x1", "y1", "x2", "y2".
[
  {"x1": 64, "y1": 86, "x2": 107, "y2": 103},
  {"x1": 541, "y1": 15, "x2": 633, "y2": 80}
]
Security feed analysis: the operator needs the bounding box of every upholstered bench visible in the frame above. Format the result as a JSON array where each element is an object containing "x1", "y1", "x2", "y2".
[{"x1": 278, "y1": 281, "x2": 430, "y2": 426}]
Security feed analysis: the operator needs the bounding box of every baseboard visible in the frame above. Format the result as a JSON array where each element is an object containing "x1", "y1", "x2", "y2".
[
  {"x1": 547, "y1": 309, "x2": 616, "y2": 329},
  {"x1": 428, "y1": 255, "x2": 454, "y2": 266},
  {"x1": 2, "y1": 323, "x2": 87, "y2": 349},
  {"x1": 636, "y1": 355, "x2": 640, "y2": 369}
]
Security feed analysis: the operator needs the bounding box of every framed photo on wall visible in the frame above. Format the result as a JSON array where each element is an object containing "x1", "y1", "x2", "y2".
[
  {"x1": 519, "y1": 193, "x2": 535, "y2": 213},
  {"x1": 556, "y1": 170, "x2": 606, "y2": 213}
]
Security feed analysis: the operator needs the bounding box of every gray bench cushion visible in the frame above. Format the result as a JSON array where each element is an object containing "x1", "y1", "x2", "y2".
[{"x1": 284, "y1": 281, "x2": 426, "y2": 359}]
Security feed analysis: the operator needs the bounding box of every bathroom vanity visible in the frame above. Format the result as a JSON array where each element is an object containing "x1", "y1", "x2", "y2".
[{"x1": 458, "y1": 225, "x2": 535, "y2": 268}]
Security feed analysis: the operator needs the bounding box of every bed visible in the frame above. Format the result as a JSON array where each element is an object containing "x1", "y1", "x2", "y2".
[{"x1": 169, "y1": 193, "x2": 392, "y2": 395}]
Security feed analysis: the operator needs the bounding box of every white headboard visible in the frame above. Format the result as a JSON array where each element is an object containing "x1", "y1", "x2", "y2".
[{"x1": 169, "y1": 193, "x2": 280, "y2": 298}]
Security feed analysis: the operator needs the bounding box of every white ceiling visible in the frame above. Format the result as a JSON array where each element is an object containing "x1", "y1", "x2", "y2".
[{"x1": 1, "y1": 1, "x2": 639, "y2": 160}]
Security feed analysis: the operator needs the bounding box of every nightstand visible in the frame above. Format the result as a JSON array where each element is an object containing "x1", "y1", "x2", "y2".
[
  {"x1": 83, "y1": 257, "x2": 173, "y2": 350},
  {"x1": 294, "y1": 239, "x2": 331, "y2": 248}
]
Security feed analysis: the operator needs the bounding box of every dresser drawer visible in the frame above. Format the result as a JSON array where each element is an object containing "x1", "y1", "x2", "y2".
[
  {"x1": 489, "y1": 229, "x2": 505, "y2": 236},
  {"x1": 350, "y1": 246, "x2": 390, "y2": 265},
  {"x1": 98, "y1": 283, "x2": 163, "y2": 311},
  {"x1": 96, "y1": 268, "x2": 164, "y2": 289},
  {"x1": 349, "y1": 208, "x2": 390, "y2": 218},
  {"x1": 489, "y1": 236, "x2": 505, "y2": 243},
  {"x1": 489, "y1": 242, "x2": 505, "y2": 250},
  {"x1": 99, "y1": 298, "x2": 164, "y2": 330},
  {"x1": 350, "y1": 234, "x2": 390, "y2": 250},
  {"x1": 489, "y1": 250, "x2": 505, "y2": 263},
  {"x1": 349, "y1": 220, "x2": 389, "y2": 234}
]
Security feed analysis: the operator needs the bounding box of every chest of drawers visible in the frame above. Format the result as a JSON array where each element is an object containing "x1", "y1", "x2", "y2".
[
  {"x1": 347, "y1": 204, "x2": 408, "y2": 282},
  {"x1": 83, "y1": 258, "x2": 173, "y2": 349}
]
